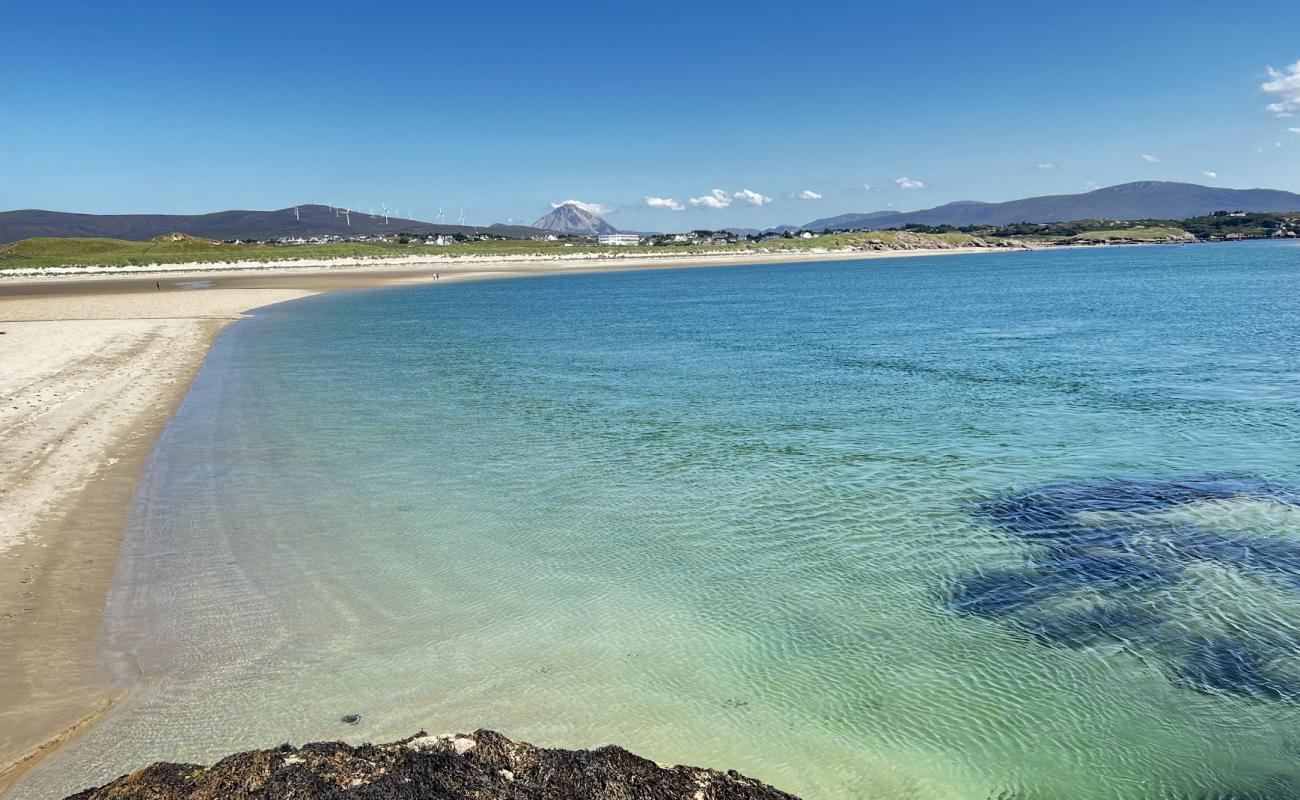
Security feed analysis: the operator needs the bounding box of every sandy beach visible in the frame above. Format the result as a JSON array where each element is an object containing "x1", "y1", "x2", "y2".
[
  {"x1": 0, "y1": 285, "x2": 321, "y2": 791},
  {"x1": 0, "y1": 245, "x2": 1012, "y2": 793},
  {"x1": 0, "y1": 243, "x2": 1012, "y2": 281}
]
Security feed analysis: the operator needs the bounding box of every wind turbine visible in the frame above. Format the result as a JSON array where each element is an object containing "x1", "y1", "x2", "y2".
[
  {"x1": 343, "y1": 207, "x2": 351, "y2": 226},
  {"x1": 458, "y1": 208, "x2": 466, "y2": 226},
  {"x1": 381, "y1": 204, "x2": 390, "y2": 225},
  {"x1": 437, "y1": 206, "x2": 445, "y2": 225},
  {"x1": 294, "y1": 207, "x2": 300, "y2": 221}
]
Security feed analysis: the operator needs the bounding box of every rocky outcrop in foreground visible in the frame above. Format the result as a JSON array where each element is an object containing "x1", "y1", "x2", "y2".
[{"x1": 66, "y1": 729, "x2": 799, "y2": 799}]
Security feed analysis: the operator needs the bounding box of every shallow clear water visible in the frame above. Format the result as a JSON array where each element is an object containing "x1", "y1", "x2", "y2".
[{"x1": 20, "y1": 241, "x2": 1300, "y2": 799}]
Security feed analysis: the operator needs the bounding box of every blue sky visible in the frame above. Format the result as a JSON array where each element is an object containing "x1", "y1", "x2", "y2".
[{"x1": 3, "y1": 0, "x2": 1299, "y2": 230}]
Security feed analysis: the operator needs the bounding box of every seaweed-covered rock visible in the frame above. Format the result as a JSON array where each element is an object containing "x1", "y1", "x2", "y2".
[{"x1": 64, "y1": 729, "x2": 800, "y2": 800}]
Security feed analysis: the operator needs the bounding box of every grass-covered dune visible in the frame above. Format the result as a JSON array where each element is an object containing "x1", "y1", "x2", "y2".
[
  {"x1": 1068, "y1": 226, "x2": 1193, "y2": 243},
  {"x1": 794, "y1": 230, "x2": 992, "y2": 249},
  {"x1": 1, "y1": 234, "x2": 442, "y2": 269},
  {"x1": 0, "y1": 230, "x2": 1007, "y2": 270}
]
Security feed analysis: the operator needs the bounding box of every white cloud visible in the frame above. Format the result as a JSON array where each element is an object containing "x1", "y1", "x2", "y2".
[
  {"x1": 894, "y1": 176, "x2": 925, "y2": 189},
  {"x1": 690, "y1": 189, "x2": 733, "y2": 209},
  {"x1": 1203, "y1": 171, "x2": 1218, "y2": 178},
  {"x1": 863, "y1": 183, "x2": 874, "y2": 191},
  {"x1": 552, "y1": 199, "x2": 613, "y2": 215},
  {"x1": 644, "y1": 196, "x2": 684, "y2": 211},
  {"x1": 1083, "y1": 181, "x2": 1100, "y2": 190},
  {"x1": 1290, "y1": 127, "x2": 1300, "y2": 134},
  {"x1": 1141, "y1": 154, "x2": 1161, "y2": 163},
  {"x1": 733, "y1": 188, "x2": 772, "y2": 206},
  {"x1": 1036, "y1": 162, "x2": 1058, "y2": 170},
  {"x1": 1262, "y1": 61, "x2": 1300, "y2": 118},
  {"x1": 797, "y1": 189, "x2": 822, "y2": 200}
]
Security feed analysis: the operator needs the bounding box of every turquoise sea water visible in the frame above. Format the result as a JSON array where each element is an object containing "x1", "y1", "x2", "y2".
[{"x1": 18, "y1": 241, "x2": 1300, "y2": 799}]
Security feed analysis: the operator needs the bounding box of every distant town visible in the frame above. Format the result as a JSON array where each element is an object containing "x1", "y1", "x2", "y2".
[
  {"x1": 239, "y1": 210, "x2": 1298, "y2": 250},
  {"x1": 253, "y1": 230, "x2": 774, "y2": 248}
]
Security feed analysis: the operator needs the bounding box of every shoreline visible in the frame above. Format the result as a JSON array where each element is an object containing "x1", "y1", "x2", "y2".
[
  {"x1": 0, "y1": 287, "x2": 320, "y2": 794},
  {"x1": 0, "y1": 244, "x2": 1016, "y2": 795},
  {"x1": 0, "y1": 241, "x2": 1028, "y2": 283}
]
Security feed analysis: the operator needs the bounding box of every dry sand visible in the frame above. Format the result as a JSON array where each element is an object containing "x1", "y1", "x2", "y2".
[
  {"x1": 0, "y1": 243, "x2": 1009, "y2": 281},
  {"x1": 0, "y1": 246, "x2": 1015, "y2": 792}
]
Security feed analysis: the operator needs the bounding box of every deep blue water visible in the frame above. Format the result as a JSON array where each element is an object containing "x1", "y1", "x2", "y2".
[{"x1": 19, "y1": 241, "x2": 1300, "y2": 799}]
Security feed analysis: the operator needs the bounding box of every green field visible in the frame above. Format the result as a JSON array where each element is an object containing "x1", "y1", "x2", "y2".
[
  {"x1": 0, "y1": 230, "x2": 998, "y2": 270},
  {"x1": 0, "y1": 235, "x2": 537, "y2": 269}
]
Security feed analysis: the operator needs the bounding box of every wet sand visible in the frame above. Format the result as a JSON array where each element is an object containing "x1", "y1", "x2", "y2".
[
  {"x1": 0, "y1": 246, "x2": 1010, "y2": 792},
  {"x1": 0, "y1": 286, "x2": 318, "y2": 792}
]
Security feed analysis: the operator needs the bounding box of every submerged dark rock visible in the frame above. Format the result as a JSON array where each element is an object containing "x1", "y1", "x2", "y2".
[
  {"x1": 948, "y1": 569, "x2": 1061, "y2": 617},
  {"x1": 65, "y1": 729, "x2": 799, "y2": 800},
  {"x1": 1176, "y1": 637, "x2": 1300, "y2": 702},
  {"x1": 951, "y1": 475, "x2": 1300, "y2": 701},
  {"x1": 977, "y1": 476, "x2": 1300, "y2": 540},
  {"x1": 1015, "y1": 603, "x2": 1164, "y2": 649}
]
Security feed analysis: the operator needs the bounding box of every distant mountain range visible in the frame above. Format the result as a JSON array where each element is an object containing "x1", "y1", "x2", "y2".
[
  {"x1": 531, "y1": 203, "x2": 618, "y2": 236},
  {"x1": 0, "y1": 205, "x2": 547, "y2": 243},
  {"x1": 7, "y1": 182, "x2": 1300, "y2": 244},
  {"x1": 802, "y1": 182, "x2": 1300, "y2": 231}
]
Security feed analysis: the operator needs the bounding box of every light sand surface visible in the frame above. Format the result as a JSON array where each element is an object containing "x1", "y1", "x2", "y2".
[
  {"x1": 0, "y1": 286, "x2": 315, "y2": 791},
  {"x1": 0, "y1": 243, "x2": 1013, "y2": 281},
  {"x1": 0, "y1": 245, "x2": 1020, "y2": 792},
  {"x1": 0, "y1": 243, "x2": 1022, "y2": 286},
  {"x1": 0, "y1": 290, "x2": 320, "y2": 552}
]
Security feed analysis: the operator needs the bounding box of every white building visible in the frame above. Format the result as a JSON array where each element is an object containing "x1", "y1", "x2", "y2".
[{"x1": 597, "y1": 233, "x2": 640, "y2": 246}]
